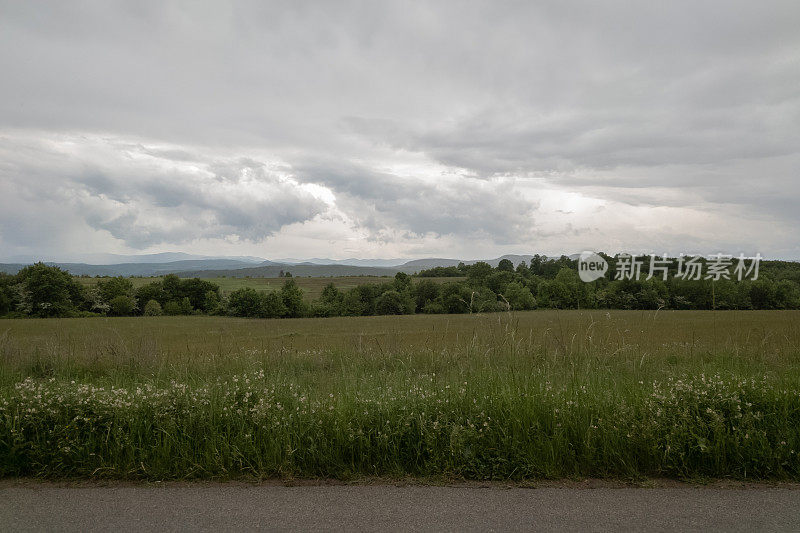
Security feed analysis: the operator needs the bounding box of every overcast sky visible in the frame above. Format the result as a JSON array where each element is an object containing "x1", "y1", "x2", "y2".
[{"x1": 1, "y1": 1, "x2": 798, "y2": 261}]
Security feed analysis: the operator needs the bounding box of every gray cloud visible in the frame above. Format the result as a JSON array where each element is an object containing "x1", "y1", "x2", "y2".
[
  {"x1": 0, "y1": 1, "x2": 799, "y2": 259},
  {"x1": 291, "y1": 158, "x2": 542, "y2": 244},
  {"x1": 0, "y1": 135, "x2": 326, "y2": 251}
]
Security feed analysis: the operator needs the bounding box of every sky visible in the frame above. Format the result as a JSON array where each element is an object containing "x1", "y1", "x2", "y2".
[{"x1": 1, "y1": 1, "x2": 799, "y2": 262}]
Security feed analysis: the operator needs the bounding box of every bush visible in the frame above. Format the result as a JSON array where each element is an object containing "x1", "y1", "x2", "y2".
[
  {"x1": 96, "y1": 277, "x2": 134, "y2": 302},
  {"x1": 280, "y1": 280, "x2": 307, "y2": 318},
  {"x1": 375, "y1": 290, "x2": 406, "y2": 315},
  {"x1": 228, "y1": 288, "x2": 263, "y2": 317},
  {"x1": 260, "y1": 292, "x2": 287, "y2": 318},
  {"x1": 143, "y1": 300, "x2": 163, "y2": 316},
  {"x1": 228, "y1": 288, "x2": 287, "y2": 318},
  {"x1": 503, "y1": 282, "x2": 536, "y2": 310},
  {"x1": 108, "y1": 295, "x2": 137, "y2": 316},
  {"x1": 164, "y1": 298, "x2": 193, "y2": 316},
  {"x1": 15, "y1": 263, "x2": 83, "y2": 317}
]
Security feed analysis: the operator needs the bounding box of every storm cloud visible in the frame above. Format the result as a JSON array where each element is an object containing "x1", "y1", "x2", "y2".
[{"x1": 1, "y1": 1, "x2": 798, "y2": 260}]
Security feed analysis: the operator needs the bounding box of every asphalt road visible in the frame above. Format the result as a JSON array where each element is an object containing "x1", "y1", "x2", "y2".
[{"x1": 2, "y1": 482, "x2": 800, "y2": 532}]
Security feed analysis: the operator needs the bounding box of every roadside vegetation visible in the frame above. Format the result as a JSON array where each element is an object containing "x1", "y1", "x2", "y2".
[{"x1": 1, "y1": 310, "x2": 799, "y2": 480}]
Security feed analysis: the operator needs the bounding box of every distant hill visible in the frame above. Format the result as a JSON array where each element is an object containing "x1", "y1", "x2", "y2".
[
  {"x1": 174, "y1": 255, "x2": 539, "y2": 278},
  {"x1": 0, "y1": 252, "x2": 267, "y2": 265},
  {"x1": 174, "y1": 264, "x2": 403, "y2": 278},
  {"x1": 399, "y1": 255, "x2": 535, "y2": 269},
  {"x1": 399, "y1": 258, "x2": 463, "y2": 269},
  {"x1": 0, "y1": 259, "x2": 269, "y2": 277},
  {"x1": 0, "y1": 254, "x2": 542, "y2": 278},
  {"x1": 272, "y1": 258, "x2": 407, "y2": 267}
]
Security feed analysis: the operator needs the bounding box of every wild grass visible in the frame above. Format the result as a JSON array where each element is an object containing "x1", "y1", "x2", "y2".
[{"x1": 1, "y1": 310, "x2": 799, "y2": 480}]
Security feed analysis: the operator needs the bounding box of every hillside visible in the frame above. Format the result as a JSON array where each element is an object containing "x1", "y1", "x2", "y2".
[{"x1": 0, "y1": 254, "x2": 541, "y2": 278}]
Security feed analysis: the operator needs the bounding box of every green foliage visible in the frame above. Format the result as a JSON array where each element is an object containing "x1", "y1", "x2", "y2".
[
  {"x1": 15, "y1": 263, "x2": 83, "y2": 317},
  {"x1": 485, "y1": 271, "x2": 517, "y2": 294},
  {"x1": 261, "y1": 292, "x2": 288, "y2": 318},
  {"x1": 497, "y1": 258, "x2": 514, "y2": 272},
  {"x1": 179, "y1": 278, "x2": 220, "y2": 312},
  {"x1": 227, "y1": 287, "x2": 287, "y2": 319},
  {"x1": 135, "y1": 282, "x2": 167, "y2": 309},
  {"x1": 439, "y1": 282, "x2": 470, "y2": 314},
  {"x1": 279, "y1": 280, "x2": 307, "y2": 318},
  {"x1": 375, "y1": 290, "x2": 413, "y2": 315},
  {"x1": 164, "y1": 297, "x2": 193, "y2": 316},
  {"x1": 204, "y1": 290, "x2": 222, "y2": 314},
  {"x1": 312, "y1": 283, "x2": 344, "y2": 317},
  {"x1": 96, "y1": 277, "x2": 134, "y2": 302},
  {"x1": 412, "y1": 279, "x2": 440, "y2": 312},
  {"x1": 415, "y1": 266, "x2": 463, "y2": 277},
  {"x1": 228, "y1": 288, "x2": 265, "y2": 318},
  {"x1": 466, "y1": 261, "x2": 493, "y2": 283},
  {"x1": 393, "y1": 272, "x2": 412, "y2": 292},
  {"x1": 0, "y1": 275, "x2": 13, "y2": 315},
  {"x1": 108, "y1": 295, "x2": 137, "y2": 316},
  {"x1": 6, "y1": 254, "x2": 800, "y2": 321},
  {"x1": 4, "y1": 332, "x2": 800, "y2": 481},
  {"x1": 503, "y1": 281, "x2": 536, "y2": 310},
  {"x1": 143, "y1": 299, "x2": 163, "y2": 316}
]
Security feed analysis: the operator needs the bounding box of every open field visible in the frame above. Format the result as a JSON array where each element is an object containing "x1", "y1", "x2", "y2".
[
  {"x1": 75, "y1": 275, "x2": 466, "y2": 301},
  {"x1": 2, "y1": 310, "x2": 800, "y2": 480}
]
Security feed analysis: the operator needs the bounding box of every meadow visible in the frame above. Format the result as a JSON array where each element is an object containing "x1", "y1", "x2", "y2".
[{"x1": 1, "y1": 310, "x2": 800, "y2": 480}]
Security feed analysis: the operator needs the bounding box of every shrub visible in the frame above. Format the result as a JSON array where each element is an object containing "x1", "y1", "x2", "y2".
[
  {"x1": 503, "y1": 282, "x2": 536, "y2": 310},
  {"x1": 108, "y1": 295, "x2": 137, "y2": 316},
  {"x1": 280, "y1": 280, "x2": 307, "y2": 318},
  {"x1": 228, "y1": 288, "x2": 263, "y2": 317},
  {"x1": 163, "y1": 298, "x2": 192, "y2": 316},
  {"x1": 143, "y1": 299, "x2": 163, "y2": 316},
  {"x1": 96, "y1": 277, "x2": 134, "y2": 302},
  {"x1": 375, "y1": 290, "x2": 406, "y2": 315}
]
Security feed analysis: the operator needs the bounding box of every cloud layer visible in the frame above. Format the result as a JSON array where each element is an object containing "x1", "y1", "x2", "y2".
[{"x1": 1, "y1": 1, "x2": 798, "y2": 260}]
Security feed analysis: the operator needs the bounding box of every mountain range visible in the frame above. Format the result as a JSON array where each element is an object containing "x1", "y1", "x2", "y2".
[{"x1": 0, "y1": 254, "x2": 539, "y2": 278}]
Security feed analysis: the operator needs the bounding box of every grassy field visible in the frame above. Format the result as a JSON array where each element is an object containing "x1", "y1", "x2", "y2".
[
  {"x1": 2, "y1": 310, "x2": 800, "y2": 480},
  {"x1": 76, "y1": 275, "x2": 466, "y2": 301}
]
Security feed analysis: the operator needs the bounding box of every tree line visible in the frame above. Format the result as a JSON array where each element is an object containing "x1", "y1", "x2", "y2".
[{"x1": 1, "y1": 256, "x2": 800, "y2": 319}]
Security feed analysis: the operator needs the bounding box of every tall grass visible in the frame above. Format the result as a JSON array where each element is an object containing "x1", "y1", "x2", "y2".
[{"x1": 1, "y1": 311, "x2": 799, "y2": 480}]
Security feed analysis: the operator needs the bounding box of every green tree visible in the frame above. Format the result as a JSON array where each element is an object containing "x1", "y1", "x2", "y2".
[
  {"x1": 16, "y1": 263, "x2": 81, "y2": 317},
  {"x1": 412, "y1": 279, "x2": 440, "y2": 311},
  {"x1": 164, "y1": 297, "x2": 193, "y2": 315},
  {"x1": 204, "y1": 290, "x2": 222, "y2": 314},
  {"x1": 485, "y1": 271, "x2": 516, "y2": 294},
  {"x1": 393, "y1": 272, "x2": 412, "y2": 292},
  {"x1": 503, "y1": 282, "x2": 536, "y2": 310},
  {"x1": 228, "y1": 287, "x2": 263, "y2": 317},
  {"x1": 375, "y1": 290, "x2": 407, "y2": 315},
  {"x1": 143, "y1": 299, "x2": 163, "y2": 316},
  {"x1": 342, "y1": 288, "x2": 368, "y2": 316},
  {"x1": 467, "y1": 262, "x2": 493, "y2": 283},
  {"x1": 260, "y1": 292, "x2": 288, "y2": 318},
  {"x1": 469, "y1": 287, "x2": 501, "y2": 313},
  {"x1": 135, "y1": 281, "x2": 167, "y2": 309},
  {"x1": 161, "y1": 274, "x2": 183, "y2": 301},
  {"x1": 497, "y1": 258, "x2": 514, "y2": 272},
  {"x1": 439, "y1": 282, "x2": 469, "y2": 314},
  {"x1": 279, "y1": 279, "x2": 307, "y2": 318},
  {"x1": 108, "y1": 295, "x2": 137, "y2": 316},
  {"x1": 179, "y1": 278, "x2": 220, "y2": 312},
  {"x1": 312, "y1": 283, "x2": 343, "y2": 317},
  {"x1": 96, "y1": 276, "x2": 134, "y2": 303}
]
